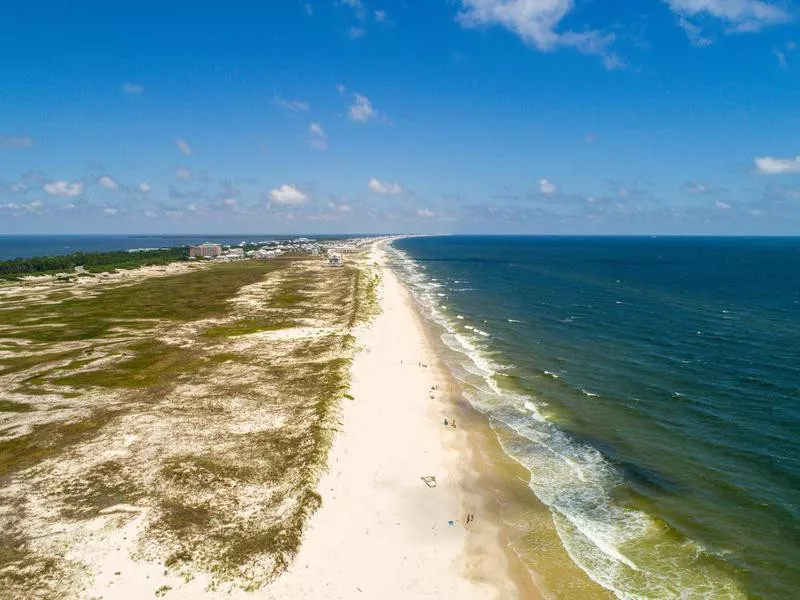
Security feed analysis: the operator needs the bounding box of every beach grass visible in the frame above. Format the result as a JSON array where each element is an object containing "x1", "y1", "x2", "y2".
[{"x1": 0, "y1": 253, "x2": 378, "y2": 594}]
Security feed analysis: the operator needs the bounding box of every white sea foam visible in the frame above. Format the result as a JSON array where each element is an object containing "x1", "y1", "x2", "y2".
[{"x1": 388, "y1": 242, "x2": 747, "y2": 600}]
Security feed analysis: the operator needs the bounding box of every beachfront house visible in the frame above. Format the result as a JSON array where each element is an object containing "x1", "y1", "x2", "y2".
[{"x1": 189, "y1": 243, "x2": 222, "y2": 258}]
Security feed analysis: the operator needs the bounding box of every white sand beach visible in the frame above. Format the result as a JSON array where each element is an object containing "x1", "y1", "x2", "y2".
[
  {"x1": 27, "y1": 244, "x2": 531, "y2": 600},
  {"x1": 266, "y1": 246, "x2": 522, "y2": 599}
]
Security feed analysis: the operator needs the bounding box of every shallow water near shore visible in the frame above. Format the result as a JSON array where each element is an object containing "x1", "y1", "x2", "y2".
[{"x1": 391, "y1": 236, "x2": 800, "y2": 600}]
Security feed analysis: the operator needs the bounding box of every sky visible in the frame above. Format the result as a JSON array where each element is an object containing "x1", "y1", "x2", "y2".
[{"x1": 1, "y1": 0, "x2": 799, "y2": 235}]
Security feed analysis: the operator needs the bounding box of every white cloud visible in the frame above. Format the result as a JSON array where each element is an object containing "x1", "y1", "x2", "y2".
[
  {"x1": 348, "y1": 93, "x2": 377, "y2": 122},
  {"x1": 176, "y1": 138, "x2": 193, "y2": 156},
  {"x1": 270, "y1": 184, "x2": 308, "y2": 204},
  {"x1": 457, "y1": 0, "x2": 620, "y2": 69},
  {"x1": 43, "y1": 180, "x2": 83, "y2": 197},
  {"x1": 375, "y1": 9, "x2": 388, "y2": 22},
  {"x1": 677, "y1": 16, "x2": 713, "y2": 46},
  {"x1": 417, "y1": 208, "x2": 435, "y2": 218},
  {"x1": 309, "y1": 122, "x2": 328, "y2": 150},
  {"x1": 666, "y1": 0, "x2": 791, "y2": 35},
  {"x1": 683, "y1": 181, "x2": 712, "y2": 194},
  {"x1": 341, "y1": 0, "x2": 365, "y2": 19},
  {"x1": 368, "y1": 178, "x2": 403, "y2": 195},
  {"x1": 776, "y1": 41, "x2": 797, "y2": 66},
  {"x1": 348, "y1": 26, "x2": 365, "y2": 39},
  {"x1": 715, "y1": 200, "x2": 732, "y2": 209},
  {"x1": 98, "y1": 175, "x2": 119, "y2": 191},
  {"x1": 137, "y1": 181, "x2": 152, "y2": 194},
  {"x1": 538, "y1": 178, "x2": 557, "y2": 195},
  {"x1": 336, "y1": 83, "x2": 347, "y2": 95},
  {"x1": 122, "y1": 81, "x2": 144, "y2": 94},
  {"x1": 175, "y1": 166, "x2": 192, "y2": 181},
  {"x1": 0, "y1": 135, "x2": 34, "y2": 148},
  {"x1": 273, "y1": 96, "x2": 310, "y2": 111},
  {"x1": 102, "y1": 207, "x2": 119, "y2": 215},
  {"x1": 754, "y1": 155, "x2": 800, "y2": 175},
  {"x1": 328, "y1": 201, "x2": 353, "y2": 213}
]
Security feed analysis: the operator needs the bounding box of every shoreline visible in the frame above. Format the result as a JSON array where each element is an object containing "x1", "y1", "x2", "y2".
[
  {"x1": 267, "y1": 242, "x2": 538, "y2": 599},
  {"x1": 381, "y1": 239, "x2": 614, "y2": 600}
]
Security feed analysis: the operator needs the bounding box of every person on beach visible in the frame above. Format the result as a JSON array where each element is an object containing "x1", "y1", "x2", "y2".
[
  {"x1": 444, "y1": 418, "x2": 448, "y2": 426},
  {"x1": 451, "y1": 419, "x2": 456, "y2": 428}
]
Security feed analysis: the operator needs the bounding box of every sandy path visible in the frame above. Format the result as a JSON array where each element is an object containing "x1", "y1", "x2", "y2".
[{"x1": 266, "y1": 253, "x2": 498, "y2": 600}]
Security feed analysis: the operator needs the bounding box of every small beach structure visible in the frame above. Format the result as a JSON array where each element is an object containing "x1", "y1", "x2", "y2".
[{"x1": 328, "y1": 253, "x2": 343, "y2": 267}]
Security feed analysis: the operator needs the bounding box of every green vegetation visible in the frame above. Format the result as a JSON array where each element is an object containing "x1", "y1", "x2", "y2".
[
  {"x1": 0, "y1": 260, "x2": 276, "y2": 343},
  {"x1": 58, "y1": 459, "x2": 144, "y2": 519},
  {"x1": 0, "y1": 252, "x2": 381, "y2": 593},
  {"x1": 0, "y1": 415, "x2": 108, "y2": 478},
  {"x1": 201, "y1": 318, "x2": 297, "y2": 339},
  {"x1": 0, "y1": 247, "x2": 188, "y2": 279},
  {"x1": 0, "y1": 400, "x2": 34, "y2": 412}
]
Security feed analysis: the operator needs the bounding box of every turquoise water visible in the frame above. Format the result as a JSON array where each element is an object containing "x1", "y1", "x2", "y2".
[{"x1": 392, "y1": 236, "x2": 800, "y2": 600}]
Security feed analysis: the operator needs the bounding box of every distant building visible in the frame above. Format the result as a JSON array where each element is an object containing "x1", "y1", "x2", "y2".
[
  {"x1": 329, "y1": 253, "x2": 343, "y2": 267},
  {"x1": 189, "y1": 243, "x2": 222, "y2": 258}
]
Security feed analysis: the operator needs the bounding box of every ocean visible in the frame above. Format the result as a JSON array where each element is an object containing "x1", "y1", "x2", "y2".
[{"x1": 391, "y1": 236, "x2": 800, "y2": 600}]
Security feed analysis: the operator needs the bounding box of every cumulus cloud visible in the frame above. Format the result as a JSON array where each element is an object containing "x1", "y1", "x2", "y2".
[
  {"x1": 348, "y1": 93, "x2": 377, "y2": 122},
  {"x1": 417, "y1": 208, "x2": 436, "y2": 218},
  {"x1": 309, "y1": 122, "x2": 328, "y2": 150},
  {"x1": 666, "y1": 0, "x2": 791, "y2": 35},
  {"x1": 98, "y1": 175, "x2": 119, "y2": 191},
  {"x1": 0, "y1": 136, "x2": 34, "y2": 148},
  {"x1": 457, "y1": 0, "x2": 620, "y2": 69},
  {"x1": 715, "y1": 200, "x2": 732, "y2": 209},
  {"x1": 269, "y1": 184, "x2": 308, "y2": 204},
  {"x1": 43, "y1": 180, "x2": 83, "y2": 197},
  {"x1": 368, "y1": 178, "x2": 403, "y2": 195},
  {"x1": 136, "y1": 181, "x2": 152, "y2": 194},
  {"x1": 122, "y1": 81, "x2": 144, "y2": 94},
  {"x1": 272, "y1": 96, "x2": 310, "y2": 111},
  {"x1": 754, "y1": 155, "x2": 800, "y2": 175},
  {"x1": 538, "y1": 178, "x2": 557, "y2": 195},
  {"x1": 176, "y1": 138, "x2": 193, "y2": 156}
]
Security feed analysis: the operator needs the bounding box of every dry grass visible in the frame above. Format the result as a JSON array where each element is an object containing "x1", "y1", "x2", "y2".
[{"x1": 0, "y1": 252, "x2": 380, "y2": 596}]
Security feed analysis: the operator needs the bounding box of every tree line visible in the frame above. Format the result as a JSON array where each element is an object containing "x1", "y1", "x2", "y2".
[{"x1": 0, "y1": 247, "x2": 189, "y2": 278}]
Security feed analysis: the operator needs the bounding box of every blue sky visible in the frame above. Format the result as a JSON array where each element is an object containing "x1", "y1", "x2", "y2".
[{"x1": 1, "y1": 0, "x2": 799, "y2": 234}]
